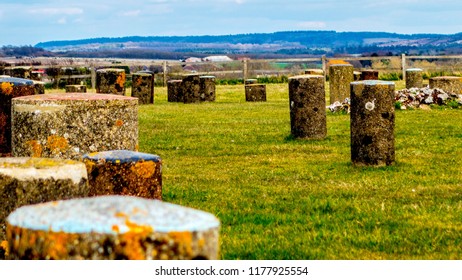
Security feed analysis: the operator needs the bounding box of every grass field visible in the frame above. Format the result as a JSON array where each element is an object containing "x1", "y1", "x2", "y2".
[{"x1": 137, "y1": 82, "x2": 462, "y2": 259}]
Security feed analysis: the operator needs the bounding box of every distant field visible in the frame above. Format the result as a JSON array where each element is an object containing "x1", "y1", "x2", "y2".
[{"x1": 136, "y1": 82, "x2": 462, "y2": 259}]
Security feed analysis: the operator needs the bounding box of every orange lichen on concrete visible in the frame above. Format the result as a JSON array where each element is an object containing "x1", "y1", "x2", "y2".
[
  {"x1": 130, "y1": 161, "x2": 156, "y2": 179},
  {"x1": 26, "y1": 140, "x2": 43, "y2": 157},
  {"x1": 0, "y1": 82, "x2": 14, "y2": 95},
  {"x1": 111, "y1": 225, "x2": 120, "y2": 233},
  {"x1": 1, "y1": 240, "x2": 8, "y2": 257},
  {"x1": 46, "y1": 135, "x2": 68, "y2": 155},
  {"x1": 168, "y1": 231, "x2": 193, "y2": 256},
  {"x1": 116, "y1": 72, "x2": 126, "y2": 89},
  {"x1": 115, "y1": 119, "x2": 124, "y2": 127}
]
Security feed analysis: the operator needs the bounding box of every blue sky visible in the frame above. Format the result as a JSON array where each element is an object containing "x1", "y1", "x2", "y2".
[{"x1": 1, "y1": 0, "x2": 461, "y2": 46}]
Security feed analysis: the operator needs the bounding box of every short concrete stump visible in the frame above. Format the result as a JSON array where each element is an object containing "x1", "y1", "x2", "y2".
[
  {"x1": 65, "y1": 85, "x2": 87, "y2": 93},
  {"x1": 245, "y1": 84, "x2": 266, "y2": 102},
  {"x1": 96, "y1": 68, "x2": 126, "y2": 95},
  {"x1": 350, "y1": 80, "x2": 395, "y2": 166},
  {"x1": 353, "y1": 71, "x2": 362, "y2": 81},
  {"x1": 12, "y1": 93, "x2": 138, "y2": 160},
  {"x1": 33, "y1": 81, "x2": 45, "y2": 95},
  {"x1": 360, "y1": 70, "x2": 379, "y2": 80},
  {"x1": 0, "y1": 157, "x2": 88, "y2": 242},
  {"x1": 6, "y1": 195, "x2": 220, "y2": 260},
  {"x1": 83, "y1": 150, "x2": 162, "y2": 200},
  {"x1": 289, "y1": 75, "x2": 327, "y2": 139},
  {"x1": 132, "y1": 72, "x2": 154, "y2": 104},
  {"x1": 405, "y1": 68, "x2": 423, "y2": 89},
  {"x1": 329, "y1": 64, "x2": 354, "y2": 104},
  {"x1": 182, "y1": 75, "x2": 201, "y2": 103},
  {"x1": 0, "y1": 77, "x2": 36, "y2": 156},
  {"x1": 199, "y1": 76, "x2": 216, "y2": 102},
  {"x1": 167, "y1": 80, "x2": 183, "y2": 102},
  {"x1": 429, "y1": 76, "x2": 462, "y2": 94}
]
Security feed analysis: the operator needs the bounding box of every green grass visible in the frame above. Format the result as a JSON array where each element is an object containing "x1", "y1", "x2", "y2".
[{"x1": 138, "y1": 82, "x2": 462, "y2": 260}]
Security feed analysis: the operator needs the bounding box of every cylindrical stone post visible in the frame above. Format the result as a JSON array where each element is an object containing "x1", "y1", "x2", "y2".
[
  {"x1": 65, "y1": 85, "x2": 87, "y2": 93},
  {"x1": 138, "y1": 70, "x2": 155, "y2": 103},
  {"x1": 350, "y1": 80, "x2": 395, "y2": 166},
  {"x1": 6, "y1": 195, "x2": 220, "y2": 260},
  {"x1": 167, "y1": 80, "x2": 183, "y2": 102},
  {"x1": 288, "y1": 75, "x2": 326, "y2": 139},
  {"x1": 182, "y1": 75, "x2": 201, "y2": 103},
  {"x1": 33, "y1": 81, "x2": 45, "y2": 95},
  {"x1": 329, "y1": 64, "x2": 354, "y2": 105},
  {"x1": 360, "y1": 70, "x2": 379, "y2": 80},
  {"x1": 0, "y1": 77, "x2": 36, "y2": 156},
  {"x1": 96, "y1": 68, "x2": 126, "y2": 95},
  {"x1": 83, "y1": 150, "x2": 162, "y2": 200},
  {"x1": 245, "y1": 84, "x2": 266, "y2": 102},
  {"x1": 304, "y1": 69, "x2": 324, "y2": 75},
  {"x1": 405, "y1": 68, "x2": 423, "y2": 89},
  {"x1": 353, "y1": 71, "x2": 362, "y2": 81},
  {"x1": 131, "y1": 72, "x2": 154, "y2": 105},
  {"x1": 0, "y1": 157, "x2": 88, "y2": 243},
  {"x1": 199, "y1": 76, "x2": 216, "y2": 102},
  {"x1": 429, "y1": 76, "x2": 462, "y2": 94},
  {"x1": 12, "y1": 93, "x2": 138, "y2": 160}
]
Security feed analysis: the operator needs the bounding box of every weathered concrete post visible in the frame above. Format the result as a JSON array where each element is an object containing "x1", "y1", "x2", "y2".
[
  {"x1": 244, "y1": 79, "x2": 258, "y2": 85},
  {"x1": 132, "y1": 72, "x2": 154, "y2": 104},
  {"x1": 12, "y1": 93, "x2": 138, "y2": 160},
  {"x1": 199, "y1": 75, "x2": 216, "y2": 102},
  {"x1": 182, "y1": 75, "x2": 201, "y2": 103},
  {"x1": 83, "y1": 150, "x2": 162, "y2": 200},
  {"x1": 405, "y1": 68, "x2": 423, "y2": 88},
  {"x1": 329, "y1": 64, "x2": 354, "y2": 105},
  {"x1": 350, "y1": 80, "x2": 395, "y2": 166},
  {"x1": 0, "y1": 77, "x2": 36, "y2": 156},
  {"x1": 360, "y1": 70, "x2": 379, "y2": 80},
  {"x1": 6, "y1": 196, "x2": 220, "y2": 260},
  {"x1": 96, "y1": 68, "x2": 126, "y2": 95},
  {"x1": 429, "y1": 76, "x2": 462, "y2": 94},
  {"x1": 167, "y1": 80, "x2": 183, "y2": 102},
  {"x1": 288, "y1": 75, "x2": 326, "y2": 139},
  {"x1": 0, "y1": 157, "x2": 88, "y2": 243},
  {"x1": 245, "y1": 84, "x2": 266, "y2": 102},
  {"x1": 304, "y1": 69, "x2": 324, "y2": 75}
]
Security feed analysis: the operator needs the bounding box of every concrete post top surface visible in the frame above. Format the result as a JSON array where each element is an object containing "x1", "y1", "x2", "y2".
[
  {"x1": 199, "y1": 75, "x2": 216, "y2": 79},
  {"x1": 289, "y1": 74, "x2": 324, "y2": 80},
  {"x1": 430, "y1": 76, "x2": 461, "y2": 80},
  {"x1": 83, "y1": 150, "x2": 161, "y2": 163},
  {"x1": 0, "y1": 77, "x2": 34, "y2": 86},
  {"x1": 406, "y1": 68, "x2": 423, "y2": 72},
  {"x1": 132, "y1": 72, "x2": 153, "y2": 77},
  {"x1": 0, "y1": 157, "x2": 87, "y2": 185},
  {"x1": 168, "y1": 79, "x2": 183, "y2": 83},
  {"x1": 12, "y1": 92, "x2": 137, "y2": 101},
  {"x1": 7, "y1": 195, "x2": 220, "y2": 234},
  {"x1": 96, "y1": 68, "x2": 125, "y2": 73},
  {"x1": 329, "y1": 64, "x2": 353, "y2": 67},
  {"x1": 351, "y1": 80, "x2": 395, "y2": 86}
]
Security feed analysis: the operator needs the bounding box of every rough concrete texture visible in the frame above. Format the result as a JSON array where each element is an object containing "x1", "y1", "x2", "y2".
[
  {"x1": 0, "y1": 77, "x2": 36, "y2": 156},
  {"x1": 350, "y1": 80, "x2": 395, "y2": 166},
  {"x1": 289, "y1": 75, "x2": 327, "y2": 139},
  {"x1": 360, "y1": 70, "x2": 379, "y2": 80},
  {"x1": 245, "y1": 84, "x2": 267, "y2": 102},
  {"x1": 83, "y1": 150, "x2": 162, "y2": 200},
  {"x1": 131, "y1": 72, "x2": 154, "y2": 105},
  {"x1": 6, "y1": 195, "x2": 220, "y2": 260},
  {"x1": 167, "y1": 80, "x2": 183, "y2": 102},
  {"x1": 12, "y1": 93, "x2": 138, "y2": 160},
  {"x1": 65, "y1": 85, "x2": 87, "y2": 93},
  {"x1": 429, "y1": 76, "x2": 462, "y2": 94},
  {"x1": 244, "y1": 79, "x2": 258, "y2": 85},
  {"x1": 0, "y1": 157, "x2": 88, "y2": 243},
  {"x1": 96, "y1": 68, "x2": 126, "y2": 95},
  {"x1": 182, "y1": 75, "x2": 201, "y2": 103},
  {"x1": 329, "y1": 64, "x2": 354, "y2": 104},
  {"x1": 33, "y1": 81, "x2": 45, "y2": 95},
  {"x1": 405, "y1": 68, "x2": 423, "y2": 89},
  {"x1": 199, "y1": 76, "x2": 216, "y2": 102}
]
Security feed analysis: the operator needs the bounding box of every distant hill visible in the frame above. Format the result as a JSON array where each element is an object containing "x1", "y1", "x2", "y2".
[{"x1": 34, "y1": 31, "x2": 462, "y2": 59}]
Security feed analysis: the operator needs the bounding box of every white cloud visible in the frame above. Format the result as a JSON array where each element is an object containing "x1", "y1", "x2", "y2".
[
  {"x1": 298, "y1": 21, "x2": 327, "y2": 29},
  {"x1": 57, "y1": 17, "x2": 67, "y2": 24},
  {"x1": 27, "y1": 8, "x2": 83, "y2": 16}
]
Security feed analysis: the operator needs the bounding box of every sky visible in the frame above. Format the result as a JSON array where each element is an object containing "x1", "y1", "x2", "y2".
[{"x1": 1, "y1": 0, "x2": 462, "y2": 46}]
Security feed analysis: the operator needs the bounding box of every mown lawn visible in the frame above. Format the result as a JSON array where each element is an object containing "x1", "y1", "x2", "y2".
[{"x1": 138, "y1": 82, "x2": 462, "y2": 259}]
